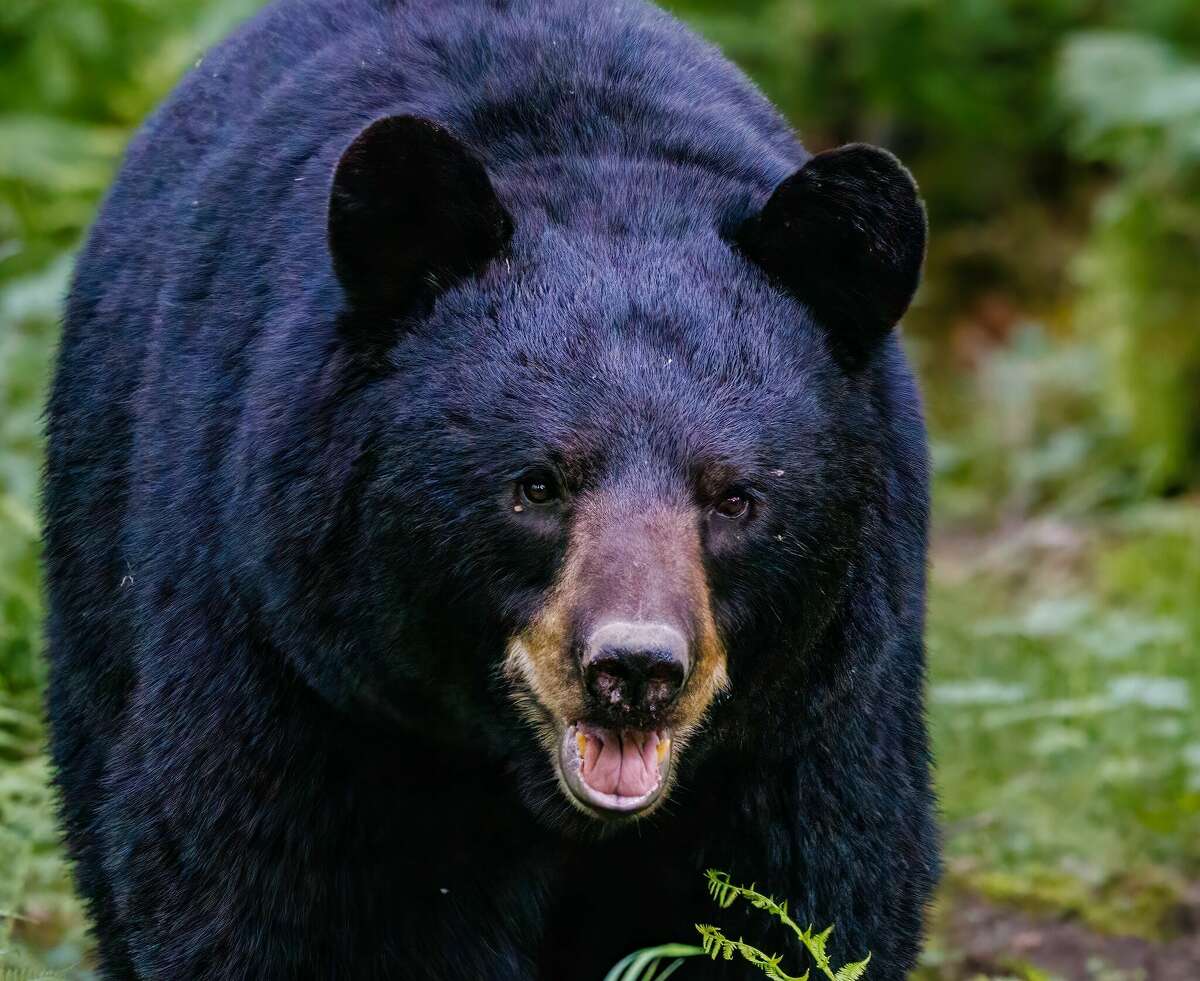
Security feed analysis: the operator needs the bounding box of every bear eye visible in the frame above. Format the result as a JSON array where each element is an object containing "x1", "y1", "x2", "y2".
[
  {"x1": 517, "y1": 470, "x2": 561, "y2": 507},
  {"x1": 714, "y1": 491, "x2": 751, "y2": 520}
]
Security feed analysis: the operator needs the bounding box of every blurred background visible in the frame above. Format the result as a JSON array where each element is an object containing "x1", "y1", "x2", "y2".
[{"x1": 1, "y1": 1, "x2": 1197, "y2": 978}]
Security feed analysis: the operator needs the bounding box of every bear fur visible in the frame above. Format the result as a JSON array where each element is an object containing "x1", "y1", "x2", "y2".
[{"x1": 44, "y1": 0, "x2": 938, "y2": 977}]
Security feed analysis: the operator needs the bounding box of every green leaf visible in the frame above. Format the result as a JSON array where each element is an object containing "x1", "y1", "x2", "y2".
[
  {"x1": 602, "y1": 944, "x2": 703, "y2": 981},
  {"x1": 833, "y1": 954, "x2": 871, "y2": 981}
]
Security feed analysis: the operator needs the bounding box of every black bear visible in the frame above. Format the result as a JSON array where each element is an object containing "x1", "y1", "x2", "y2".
[{"x1": 44, "y1": 0, "x2": 938, "y2": 977}]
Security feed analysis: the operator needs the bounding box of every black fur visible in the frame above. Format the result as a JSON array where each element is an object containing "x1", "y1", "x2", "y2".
[{"x1": 44, "y1": 0, "x2": 938, "y2": 978}]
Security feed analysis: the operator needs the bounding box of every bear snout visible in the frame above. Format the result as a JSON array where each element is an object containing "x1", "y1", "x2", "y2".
[{"x1": 581, "y1": 620, "x2": 689, "y2": 725}]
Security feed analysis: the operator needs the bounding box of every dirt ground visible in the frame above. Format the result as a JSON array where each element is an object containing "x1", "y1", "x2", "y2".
[{"x1": 934, "y1": 890, "x2": 1200, "y2": 980}]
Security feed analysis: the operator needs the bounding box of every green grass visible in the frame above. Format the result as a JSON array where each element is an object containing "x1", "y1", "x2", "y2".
[
  {"x1": 928, "y1": 507, "x2": 1200, "y2": 942},
  {"x1": 0, "y1": 696, "x2": 87, "y2": 977}
]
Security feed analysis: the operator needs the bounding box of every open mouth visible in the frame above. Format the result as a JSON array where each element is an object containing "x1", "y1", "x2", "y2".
[{"x1": 560, "y1": 722, "x2": 673, "y2": 817}]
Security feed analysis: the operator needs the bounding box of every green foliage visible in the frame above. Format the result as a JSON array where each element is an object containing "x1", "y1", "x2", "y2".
[
  {"x1": 929, "y1": 326, "x2": 1119, "y2": 521},
  {"x1": 0, "y1": 0, "x2": 254, "y2": 277},
  {"x1": 696, "y1": 872, "x2": 870, "y2": 981},
  {"x1": 1061, "y1": 32, "x2": 1200, "y2": 494},
  {"x1": 0, "y1": 691, "x2": 83, "y2": 978},
  {"x1": 0, "y1": 258, "x2": 66, "y2": 693},
  {"x1": 608, "y1": 872, "x2": 871, "y2": 981},
  {"x1": 603, "y1": 945, "x2": 700, "y2": 981}
]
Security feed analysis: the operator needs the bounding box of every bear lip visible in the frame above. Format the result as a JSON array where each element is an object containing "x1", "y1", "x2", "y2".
[{"x1": 559, "y1": 722, "x2": 672, "y2": 817}]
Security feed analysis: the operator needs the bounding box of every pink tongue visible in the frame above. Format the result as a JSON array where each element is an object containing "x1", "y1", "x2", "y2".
[{"x1": 579, "y1": 725, "x2": 660, "y2": 798}]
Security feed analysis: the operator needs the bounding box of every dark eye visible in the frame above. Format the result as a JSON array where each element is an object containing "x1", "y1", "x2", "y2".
[
  {"x1": 714, "y1": 492, "x2": 750, "y2": 520},
  {"x1": 518, "y1": 470, "x2": 561, "y2": 507}
]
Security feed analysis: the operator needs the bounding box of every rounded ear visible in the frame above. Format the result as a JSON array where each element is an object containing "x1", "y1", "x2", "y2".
[
  {"x1": 733, "y1": 144, "x2": 926, "y2": 361},
  {"x1": 328, "y1": 115, "x2": 513, "y2": 322}
]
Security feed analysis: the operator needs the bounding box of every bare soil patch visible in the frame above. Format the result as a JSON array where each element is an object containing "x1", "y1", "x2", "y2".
[{"x1": 938, "y1": 891, "x2": 1200, "y2": 980}]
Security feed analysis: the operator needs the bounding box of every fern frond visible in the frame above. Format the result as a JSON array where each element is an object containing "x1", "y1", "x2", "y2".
[
  {"x1": 703, "y1": 870, "x2": 796, "y2": 931},
  {"x1": 693, "y1": 924, "x2": 809, "y2": 981},
  {"x1": 697, "y1": 871, "x2": 871, "y2": 981},
  {"x1": 697, "y1": 923, "x2": 735, "y2": 960},
  {"x1": 802, "y1": 924, "x2": 834, "y2": 975},
  {"x1": 704, "y1": 869, "x2": 739, "y2": 909},
  {"x1": 613, "y1": 871, "x2": 872, "y2": 981},
  {"x1": 833, "y1": 954, "x2": 871, "y2": 981}
]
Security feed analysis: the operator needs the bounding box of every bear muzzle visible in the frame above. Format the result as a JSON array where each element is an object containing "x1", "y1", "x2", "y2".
[{"x1": 503, "y1": 494, "x2": 729, "y2": 820}]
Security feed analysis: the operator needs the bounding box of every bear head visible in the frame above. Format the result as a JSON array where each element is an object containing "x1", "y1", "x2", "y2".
[{"x1": 272, "y1": 115, "x2": 925, "y2": 830}]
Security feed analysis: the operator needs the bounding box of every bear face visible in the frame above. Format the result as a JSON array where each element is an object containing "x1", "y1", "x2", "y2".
[{"x1": 257, "y1": 115, "x2": 925, "y2": 831}]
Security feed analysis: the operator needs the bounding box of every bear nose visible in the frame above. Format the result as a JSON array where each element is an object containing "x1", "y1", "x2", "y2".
[{"x1": 582, "y1": 621, "x2": 689, "y2": 721}]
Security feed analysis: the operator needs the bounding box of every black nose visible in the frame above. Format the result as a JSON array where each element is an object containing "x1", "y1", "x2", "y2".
[{"x1": 583, "y1": 621, "x2": 689, "y2": 722}]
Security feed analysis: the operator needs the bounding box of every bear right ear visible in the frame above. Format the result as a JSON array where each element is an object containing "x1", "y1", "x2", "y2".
[
  {"x1": 733, "y1": 144, "x2": 926, "y2": 364},
  {"x1": 328, "y1": 115, "x2": 513, "y2": 322}
]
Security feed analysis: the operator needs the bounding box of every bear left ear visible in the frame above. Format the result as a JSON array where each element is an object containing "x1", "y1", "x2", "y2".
[
  {"x1": 734, "y1": 144, "x2": 926, "y2": 360},
  {"x1": 328, "y1": 115, "x2": 513, "y2": 322}
]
